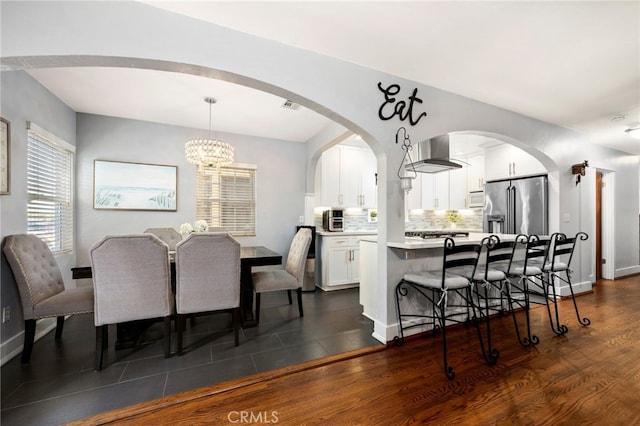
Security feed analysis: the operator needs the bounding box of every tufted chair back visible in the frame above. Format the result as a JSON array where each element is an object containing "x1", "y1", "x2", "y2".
[
  {"x1": 285, "y1": 228, "x2": 313, "y2": 286},
  {"x1": 4, "y1": 234, "x2": 68, "y2": 319},
  {"x1": 143, "y1": 227, "x2": 182, "y2": 251},
  {"x1": 2, "y1": 234, "x2": 94, "y2": 363}
]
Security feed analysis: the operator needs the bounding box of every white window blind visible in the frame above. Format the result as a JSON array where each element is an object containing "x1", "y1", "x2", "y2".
[
  {"x1": 27, "y1": 123, "x2": 74, "y2": 254},
  {"x1": 196, "y1": 164, "x2": 256, "y2": 236}
]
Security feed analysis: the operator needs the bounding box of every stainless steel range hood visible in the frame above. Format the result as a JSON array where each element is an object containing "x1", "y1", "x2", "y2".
[{"x1": 406, "y1": 134, "x2": 464, "y2": 173}]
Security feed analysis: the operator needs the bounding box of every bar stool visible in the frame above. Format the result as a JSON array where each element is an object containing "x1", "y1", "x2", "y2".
[
  {"x1": 471, "y1": 235, "x2": 515, "y2": 362},
  {"x1": 495, "y1": 234, "x2": 545, "y2": 346},
  {"x1": 538, "y1": 232, "x2": 591, "y2": 330},
  {"x1": 395, "y1": 238, "x2": 488, "y2": 380}
]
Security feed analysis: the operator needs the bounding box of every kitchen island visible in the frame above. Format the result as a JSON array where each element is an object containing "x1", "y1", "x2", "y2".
[{"x1": 359, "y1": 232, "x2": 518, "y2": 342}]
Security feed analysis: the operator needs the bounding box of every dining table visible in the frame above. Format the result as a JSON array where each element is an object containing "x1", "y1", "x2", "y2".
[{"x1": 72, "y1": 245, "x2": 282, "y2": 347}]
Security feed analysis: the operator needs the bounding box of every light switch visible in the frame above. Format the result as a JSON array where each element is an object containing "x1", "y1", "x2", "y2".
[
  {"x1": 299, "y1": 216, "x2": 305, "y2": 224},
  {"x1": 563, "y1": 213, "x2": 570, "y2": 223}
]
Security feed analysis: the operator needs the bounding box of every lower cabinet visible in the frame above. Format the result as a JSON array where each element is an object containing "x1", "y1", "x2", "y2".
[{"x1": 317, "y1": 233, "x2": 374, "y2": 291}]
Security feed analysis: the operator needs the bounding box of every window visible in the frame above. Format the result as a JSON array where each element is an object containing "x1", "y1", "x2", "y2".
[
  {"x1": 27, "y1": 122, "x2": 74, "y2": 254},
  {"x1": 196, "y1": 164, "x2": 256, "y2": 236}
]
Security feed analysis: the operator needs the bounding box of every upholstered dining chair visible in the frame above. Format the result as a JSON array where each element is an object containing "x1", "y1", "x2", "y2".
[
  {"x1": 2, "y1": 234, "x2": 94, "y2": 363},
  {"x1": 253, "y1": 228, "x2": 312, "y2": 324},
  {"x1": 174, "y1": 232, "x2": 241, "y2": 354},
  {"x1": 90, "y1": 234, "x2": 174, "y2": 370},
  {"x1": 143, "y1": 227, "x2": 182, "y2": 251}
]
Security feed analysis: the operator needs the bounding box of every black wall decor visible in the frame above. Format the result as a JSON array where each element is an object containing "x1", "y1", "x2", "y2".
[{"x1": 377, "y1": 82, "x2": 427, "y2": 126}]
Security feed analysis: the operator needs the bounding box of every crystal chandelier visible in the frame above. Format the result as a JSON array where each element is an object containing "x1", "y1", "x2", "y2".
[{"x1": 185, "y1": 97, "x2": 234, "y2": 167}]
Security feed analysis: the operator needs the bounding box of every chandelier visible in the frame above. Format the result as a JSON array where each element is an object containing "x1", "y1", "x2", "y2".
[{"x1": 185, "y1": 97, "x2": 234, "y2": 167}]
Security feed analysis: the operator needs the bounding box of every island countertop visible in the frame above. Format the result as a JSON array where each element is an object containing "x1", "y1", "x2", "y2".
[{"x1": 359, "y1": 233, "x2": 519, "y2": 250}]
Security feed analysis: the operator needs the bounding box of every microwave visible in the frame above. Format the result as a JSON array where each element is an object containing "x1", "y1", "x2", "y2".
[
  {"x1": 468, "y1": 191, "x2": 485, "y2": 208},
  {"x1": 322, "y1": 208, "x2": 344, "y2": 232}
]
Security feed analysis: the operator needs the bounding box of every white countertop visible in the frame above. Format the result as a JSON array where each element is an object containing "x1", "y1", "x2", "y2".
[
  {"x1": 360, "y1": 233, "x2": 519, "y2": 249},
  {"x1": 317, "y1": 230, "x2": 378, "y2": 236}
]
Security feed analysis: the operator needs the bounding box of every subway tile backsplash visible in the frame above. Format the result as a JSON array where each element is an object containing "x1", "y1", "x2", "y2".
[{"x1": 314, "y1": 208, "x2": 483, "y2": 232}]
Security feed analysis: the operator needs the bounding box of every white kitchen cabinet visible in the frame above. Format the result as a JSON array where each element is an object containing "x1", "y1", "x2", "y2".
[
  {"x1": 484, "y1": 144, "x2": 545, "y2": 181},
  {"x1": 467, "y1": 154, "x2": 485, "y2": 192},
  {"x1": 449, "y1": 166, "x2": 468, "y2": 209},
  {"x1": 421, "y1": 173, "x2": 449, "y2": 210},
  {"x1": 320, "y1": 145, "x2": 377, "y2": 207},
  {"x1": 318, "y1": 233, "x2": 373, "y2": 290},
  {"x1": 320, "y1": 146, "x2": 342, "y2": 206}
]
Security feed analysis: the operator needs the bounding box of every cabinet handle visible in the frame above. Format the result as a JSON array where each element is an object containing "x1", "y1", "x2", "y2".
[
  {"x1": 512, "y1": 162, "x2": 516, "y2": 175},
  {"x1": 508, "y1": 163, "x2": 512, "y2": 176}
]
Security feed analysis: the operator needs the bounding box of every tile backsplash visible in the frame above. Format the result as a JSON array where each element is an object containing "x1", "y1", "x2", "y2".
[{"x1": 314, "y1": 208, "x2": 483, "y2": 232}]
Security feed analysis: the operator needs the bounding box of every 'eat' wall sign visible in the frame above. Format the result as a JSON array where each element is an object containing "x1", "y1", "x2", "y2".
[{"x1": 377, "y1": 82, "x2": 427, "y2": 126}]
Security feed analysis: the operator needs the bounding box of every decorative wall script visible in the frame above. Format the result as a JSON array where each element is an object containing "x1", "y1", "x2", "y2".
[{"x1": 377, "y1": 82, "x2": 427, "y2": 126}]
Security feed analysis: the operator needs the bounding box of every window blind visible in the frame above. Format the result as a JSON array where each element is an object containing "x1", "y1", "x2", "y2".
[
  {"x1": 27, "y1": 124, "x2": 74, "y2": 254},
  {"x1": 196, "y1": 164, "x2": 256, "y2": 236}
]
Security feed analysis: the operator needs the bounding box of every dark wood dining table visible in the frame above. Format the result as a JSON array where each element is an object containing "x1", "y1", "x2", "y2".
[{"x1": 72, "y1": 245, "x2": 282, "y2": 346}]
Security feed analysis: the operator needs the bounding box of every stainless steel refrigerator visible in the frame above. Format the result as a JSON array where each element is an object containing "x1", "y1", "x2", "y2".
[{"x1": 483, "y1": 175, "x2": 548, "y2": 235}]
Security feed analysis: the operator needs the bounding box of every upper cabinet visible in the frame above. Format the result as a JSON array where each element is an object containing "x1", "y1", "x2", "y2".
[
  {"x1": 320, "y1": 143, "x2": 377, "y2": 208},
  {"x1": 467, "y1": 154, "x2": 485, "y2": 192},
  {"x1": 484, "y1": 144, "x2": 545, "y2": 181}
]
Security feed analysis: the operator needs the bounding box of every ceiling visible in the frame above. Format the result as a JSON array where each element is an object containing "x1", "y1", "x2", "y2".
[{"x1": 25, "y1": 1, "x2": 640, "y2": 154}]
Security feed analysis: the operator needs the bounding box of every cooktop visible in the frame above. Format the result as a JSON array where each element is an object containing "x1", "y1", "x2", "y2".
[{"x1": 404, "y1": 230, "x2": 470, "y2": 239}]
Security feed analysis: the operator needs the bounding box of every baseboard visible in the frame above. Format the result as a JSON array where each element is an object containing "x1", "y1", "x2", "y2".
[
  {"x1": 555, "y1": 279, "x2": 592, "y2": 298},
  {"x1": 0, "y1": 317, "x2": 57, "y2": 366},
  {"x1": 615, "y1": 265, "x2": 640, "y2": 279}
]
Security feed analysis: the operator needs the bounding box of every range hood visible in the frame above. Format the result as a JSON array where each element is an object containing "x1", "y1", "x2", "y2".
[{"x1": 406, "y1": 134, "x2": 464, "y2": 173}]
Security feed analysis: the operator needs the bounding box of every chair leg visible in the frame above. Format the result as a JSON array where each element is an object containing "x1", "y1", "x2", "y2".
[
  {"x1": 233, "y1": 307, "x2": 240, "y2": 346},
  {"x1": 438, "y1": 291, "x2": 455, "y2": 380},
  {"x1": 563, "y1": 270, "x2": 591, "y2": 327},
  {"x1": 95, "y1": 325, "x2": 108, "y2": 371},
  {"x1": 163, "y1": 316, "x2": 171, "y2": 358},
  {"x1": 255, "y1": 293, "x2": 261, "y2": 324},
  {"x1": 21, "y1": 319, "x2": 37, "y2": 364},
  {"x1": 177, "y1": 314, "x2": 186, "y2": 355},
  {"x1": 296, "y1": 288, "x2": 304, "y2": 318},
  {"x1": 287, "y1": 289, "x2": 293, "y2": 305},
  {"x1": 54, "y1": 316, "x2": 65, "y2": 340}
]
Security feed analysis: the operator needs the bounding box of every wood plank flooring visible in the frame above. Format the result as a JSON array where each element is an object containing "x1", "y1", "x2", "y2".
[{"x1": 67, "y1": 276, "x2": 640, "y2": 425}]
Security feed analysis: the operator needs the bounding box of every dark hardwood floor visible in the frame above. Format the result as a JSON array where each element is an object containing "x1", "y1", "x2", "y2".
[{"x1": 68, "y1": 276, "x2": 640, "y2": 425}]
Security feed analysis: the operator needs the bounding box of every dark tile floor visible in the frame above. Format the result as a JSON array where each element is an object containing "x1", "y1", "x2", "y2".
[{"x1": 1, "y1": 288, "x2": 381, "y2": 425}]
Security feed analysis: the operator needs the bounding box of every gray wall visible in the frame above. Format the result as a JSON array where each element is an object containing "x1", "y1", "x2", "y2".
[
  {"x1": 1, "y1": 70, "x2": 77, "y2": 350},
  {"x1": 75, "y1": 113, "x2": 307, "y2": 266},
  {"x1": 0, "y1": 71, "x2": 307, "y2": 359}
]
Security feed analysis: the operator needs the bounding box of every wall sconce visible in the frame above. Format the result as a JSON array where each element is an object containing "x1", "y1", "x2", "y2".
[
  {"x1": 571, "y1": 160, "x2": 589, "y2": 185},
  {"x1": 396, "y1": 127, "x2": 417, "y2": 192}
]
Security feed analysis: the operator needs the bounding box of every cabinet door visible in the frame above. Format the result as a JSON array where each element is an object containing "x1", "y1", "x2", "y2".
[
  {"x1": 350, "y1": 248, "x2": 360, "y2": 282},
  {"x1": 339, "y1": 146, "x2": 362, "y2": 207},
  {"x1": 467, "y1": 154, "x2": 485, "y2": 192},
  {"x1": 420, "y1": 174, "x2": 435, "y2": 209},
  {"x1": 327, "y1": 247, "x2": 351, "y2": 286},
  {"x1": 321, "y1": 146, "x2": 342, "y2": 206},
  {"x1": 433, "y1": 173, "x2": 450, "y2": 210},
  {"x1": 360, "y1": 148, "x2": 377, "y2": 208},
  {"x1": 449, "y1": 166, "x2": 468, "y2": 209}
]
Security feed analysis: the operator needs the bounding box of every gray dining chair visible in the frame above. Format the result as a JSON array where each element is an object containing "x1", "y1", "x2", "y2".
[
  {"x1": 174, "y1": 232, "x2": 241, "y2": 353},
  {"x1": 2, "y1": 234, "x2": 94, "y2": 363},
  {"x1": 143, "y1": 227, "x2": 182, "y2": 251},
  {"x1": 90, "y1": 234, "x2": 174, "y2": 370},
  {"x1": 252, "y1": 228, "x2": 312, "y2": 323}
]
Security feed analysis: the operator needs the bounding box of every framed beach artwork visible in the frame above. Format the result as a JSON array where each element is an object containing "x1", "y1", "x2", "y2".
[
  {"x1": 93, "y1": 160, "x2": 177, "y2": 211},
  {"x1": 1, "y1": 117, "x2": 9, "y2": 195}
]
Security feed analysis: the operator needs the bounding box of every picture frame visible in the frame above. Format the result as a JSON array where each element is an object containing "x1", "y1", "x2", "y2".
[
  {"x1": 93, "y1": 160, "x2": 177, "y2": 211},
  {"x1": 1, "y1": 117, "x2": 10, "y2": 195}
]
